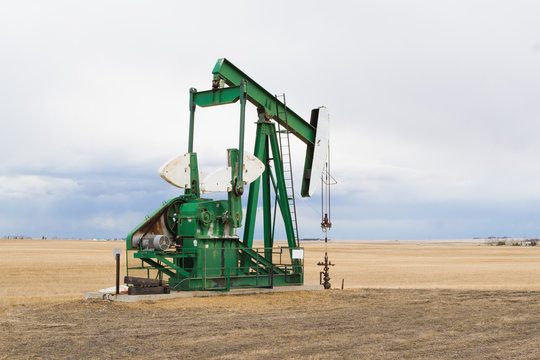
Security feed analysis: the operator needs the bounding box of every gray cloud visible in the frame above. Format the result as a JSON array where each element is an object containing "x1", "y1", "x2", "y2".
[{"x1": 2, "y1": 1, "x2": 540, "y2": 239}]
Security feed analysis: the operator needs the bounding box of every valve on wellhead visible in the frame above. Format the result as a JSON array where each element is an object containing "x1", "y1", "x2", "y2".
[
  {"x1": 317, "y1": 148, "x2": 336, "y2": 290},
  {"x1": 317, "y1": 252, "x2": 334, "y2": 289}
]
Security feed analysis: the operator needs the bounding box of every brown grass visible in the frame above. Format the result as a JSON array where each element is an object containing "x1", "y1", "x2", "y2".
[
  {"x1": 2, "y1": 239, "x2": 539, "y2": 306},
  {"x1": 2, "y1": 238, "x2": 540, "y2": 359},
  {"x1": 0, "y1": 239, "x2": 127, "y2": 305},
  {"x1": 303, "y1": 241, "x2": 540, "y2": 291}
]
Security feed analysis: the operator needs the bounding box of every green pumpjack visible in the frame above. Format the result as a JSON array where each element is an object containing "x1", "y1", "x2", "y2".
[{"x1": 125, "y1": 58, "x2": 323, "y2": 292}]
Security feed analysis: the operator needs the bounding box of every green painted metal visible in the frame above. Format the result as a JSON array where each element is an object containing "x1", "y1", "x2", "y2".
[
  {"x1": 227, "y1": 148, "x2": 242, "y2": 227},
  {"x1": 126, "y1": 196, "x2": 182, "y2": 250},
  {"x1": 130, "y1": 240, "x2": 302, "y2": 291},
  {"x1": 126, "y1": 58, "x2": 310, "y2": 291},
  {"x1": 300, "y1": 108, "x2": 319, "y2": 197},
  {"x1": 187, "y1": 152, "x2": 200, "y2": 197},
  {"x1": 262, "y1": 131, "x2": 272, "y2": 261},
  {"x1": 188, "y1": 88, "x2": 196, "y2": 152},
  {"x1": 212, "y1": 58, "x2": 320, "y2": 199},
  {"x1": 268, "y1": 125, "x2": 297, "y2": 250},
  {"x1": 237, "y1": 80, "x2": 247, "y2": 195},
  {"x1": 241, "y1": 120, "x2": 298, "y2": 252},
  {"x1": 241, "y1": 109, "x2": 267, "y2": 250},
  {"x1": 192, "y1": 86, "x2": 241, "y2": 108},
  {"x1": 212, "y1": 58, "x2": 315, "y2": 145}
]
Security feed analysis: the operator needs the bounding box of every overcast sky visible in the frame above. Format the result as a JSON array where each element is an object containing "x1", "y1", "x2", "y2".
[{"x1": 1, "y1": 1, "x2": 540, "y2": 240}]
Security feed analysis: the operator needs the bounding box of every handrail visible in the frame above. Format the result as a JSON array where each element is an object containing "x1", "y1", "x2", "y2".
[{"x1": 127, "y1": 245, "x2": 304, "y2": 290}]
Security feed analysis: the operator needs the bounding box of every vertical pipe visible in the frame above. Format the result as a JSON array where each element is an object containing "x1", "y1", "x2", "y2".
[
  {"x1": 321, "y1": 167, "x2": 324, "y2": 223},
  {"x1": 237, "y1": 80, "x2": 247, "y2": 193},
  {"x1": 327, "y1": 115, "x2": 331, "y2": 223},
  {"x1": 269, "y1": 265, "x2": 274, "y2": 289},
  {"x1": 242, "y1": 112, "x2": 267, "y2": 249},
  {"x1": 115, "y1": 253, "x2": 120, "y2": 295},
  {"x1": 262, "y1": 137, "x2": 272, "y2": 260},
  {"x1": 188, "y1": 88, "x2": 197, "y2": 153},
  {"x1": 255, "y1": 253, "x2": 259, "y2": 286},
  {"x1": 203, "y1": 247, "x2": 206, "y2": 290}
]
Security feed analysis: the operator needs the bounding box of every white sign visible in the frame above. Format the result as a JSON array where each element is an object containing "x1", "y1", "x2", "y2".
[
  {"x1": 113, "y1": 248, "x2": 122, "y2": 257},
  {"x1": 291, "y1": 249, "x2": 304, "y2": 259}
]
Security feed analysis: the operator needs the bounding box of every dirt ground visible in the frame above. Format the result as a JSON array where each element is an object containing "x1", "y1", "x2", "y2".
[
  {"x1": 2, "y1": 289, "x2": 540, "y2": 359},
  {"x1": 1, "y1": 238, "x2": 540, "y2": 358}
]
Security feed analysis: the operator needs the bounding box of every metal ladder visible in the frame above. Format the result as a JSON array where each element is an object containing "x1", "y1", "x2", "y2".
[{"x1": 275, "y1": 93, "x2": 300, "y2": 243}]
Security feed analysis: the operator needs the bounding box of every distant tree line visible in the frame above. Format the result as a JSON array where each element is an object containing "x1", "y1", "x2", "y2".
[{"x1": 485, "y1": 238, "x2": 539, "y2": 246}]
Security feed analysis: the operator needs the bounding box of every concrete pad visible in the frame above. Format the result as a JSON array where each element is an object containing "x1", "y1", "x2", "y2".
[{"x1": 84, "y1": 285, "x2": 322, "y2": 302}]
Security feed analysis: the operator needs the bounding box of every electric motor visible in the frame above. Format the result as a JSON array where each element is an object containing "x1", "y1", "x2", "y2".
[{"x1": 137, "y1": 235, "x2": 171, "y2": 251}]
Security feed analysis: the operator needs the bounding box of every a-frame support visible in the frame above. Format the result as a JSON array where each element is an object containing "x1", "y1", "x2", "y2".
[{"x1": 243, "y1": 107, "x2": 298, "y2": 262}]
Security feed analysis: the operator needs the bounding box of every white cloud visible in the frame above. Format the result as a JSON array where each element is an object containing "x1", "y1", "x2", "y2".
[
  {"x1": 0, "y1": 175, "x2": 78, "y2": 200},
  {"x1": 2, "y1": 1, "x2": 540, "y2": 239},
  {"x1": 89, "y1": 211, "x2": 145, "y2": 233}
]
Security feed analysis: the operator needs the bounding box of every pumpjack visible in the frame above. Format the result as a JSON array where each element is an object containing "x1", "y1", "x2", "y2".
[{"x1": 125, "y1": 58, "x2": 329, "y2": 292}]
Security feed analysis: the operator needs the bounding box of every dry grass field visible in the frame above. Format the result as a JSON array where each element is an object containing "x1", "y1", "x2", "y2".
[
  {"x1": 1, "y1": 238, "x2": 540, "y2": 359},
  {"x1": 303, "y1": 240, "x2": 540, "y2": 291}
]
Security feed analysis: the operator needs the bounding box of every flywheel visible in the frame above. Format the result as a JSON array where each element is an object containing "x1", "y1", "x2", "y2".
[{"x1": 165, "y1": 199, "x2": 184, "y2": 235}]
